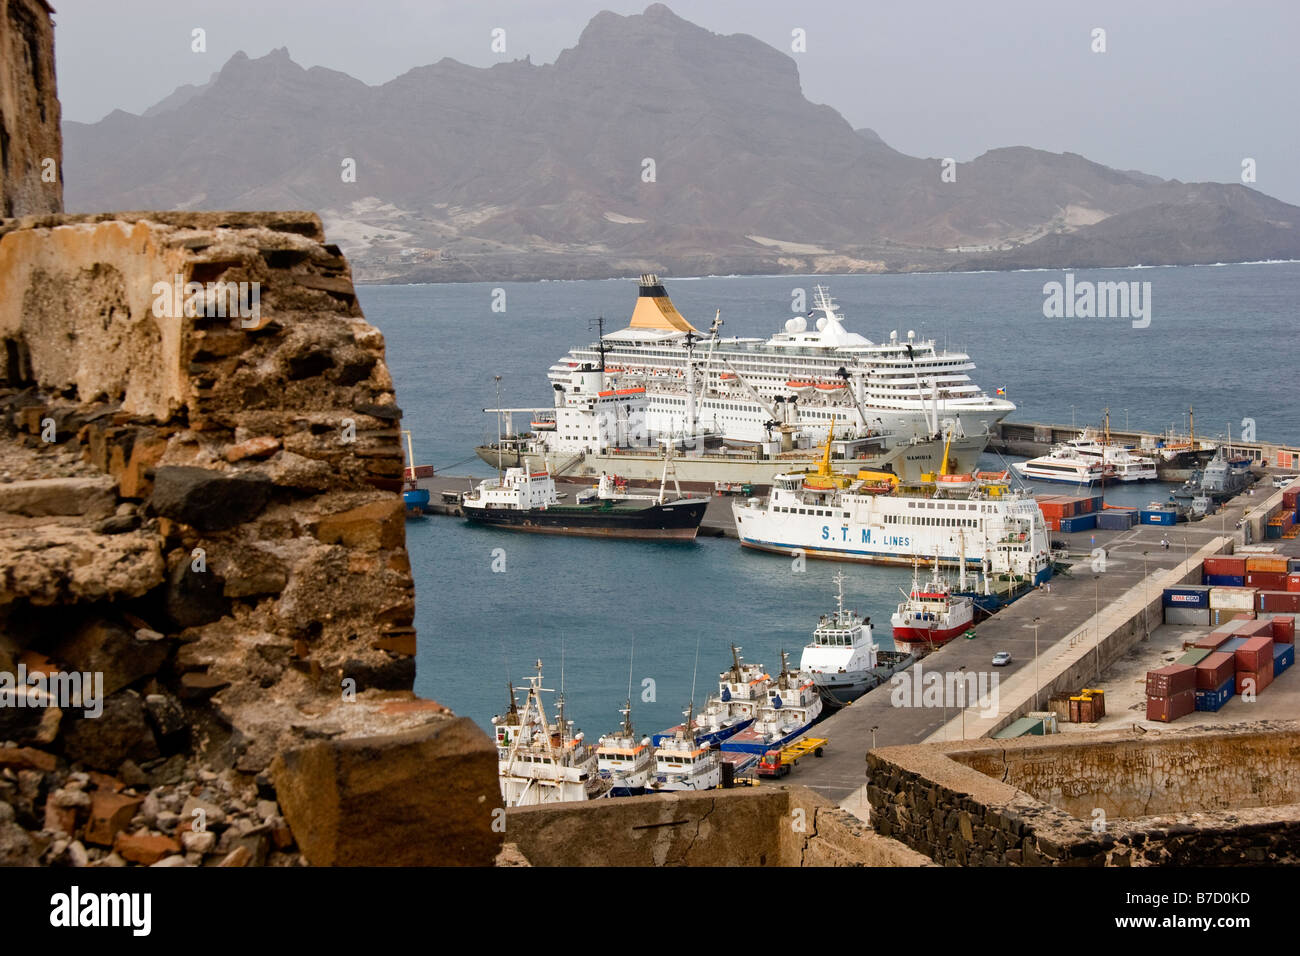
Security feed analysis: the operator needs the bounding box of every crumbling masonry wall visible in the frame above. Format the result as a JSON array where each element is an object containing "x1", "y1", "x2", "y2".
[{"x1": 0, "y1": 0, "x2": 62, "y2": 216}]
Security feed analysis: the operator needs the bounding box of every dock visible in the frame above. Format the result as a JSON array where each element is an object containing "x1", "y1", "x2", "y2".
[{"x1": 797, "y1": 475, "x2": 1299, "y2": 809}]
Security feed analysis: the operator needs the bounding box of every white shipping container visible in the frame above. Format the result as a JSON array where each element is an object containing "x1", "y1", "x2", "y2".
[
  {"x1": 1209, "y1": 587, "x2": 1257, "y2": 610},
  {"x1": 1164, "y1": 606, "x2": 1211, "y2": 626}
]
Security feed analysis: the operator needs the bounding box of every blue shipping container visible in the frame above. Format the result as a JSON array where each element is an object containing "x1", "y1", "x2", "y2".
[
  {"x1": 1273, "y1": 642, "x2": 1295, "y2": 676},
  {"x1": 1194, "y1": 677, "x2": 1235, "y2": 712},
  {"x1": 1163, "y1": 586, "x2": 1211, "y2": 609},
  {"x1": 1218, "y1": 636, "x2": 1247, "y2": 653},
  {"x1": 1204, "y1": 574, "x2": 1246, "y2": 587},
  {"x1": 1140, "y1": 509, "x2": 1178, "y2": 526},
  {"x1": 1059, "y1": 513, "x2": 1097, "y2": 533}
]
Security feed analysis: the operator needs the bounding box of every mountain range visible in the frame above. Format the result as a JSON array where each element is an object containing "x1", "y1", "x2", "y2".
[{"x1": 62, "y1": 3, "x2": 1300, "y2": 283}]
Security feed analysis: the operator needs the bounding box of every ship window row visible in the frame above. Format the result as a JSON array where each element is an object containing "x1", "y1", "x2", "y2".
[
  {"x1": 774, "y1": 506, "x2": 844, "y2": 517},
  {"x1": 885, "y1": 514, "x2": 979, "y2": 528},
  {"x1": 909, "y1": 501, "x2": 991, "y2": 512},
  {"x1": 515, "y1": 755, "x2": 554, "y2": 764}
]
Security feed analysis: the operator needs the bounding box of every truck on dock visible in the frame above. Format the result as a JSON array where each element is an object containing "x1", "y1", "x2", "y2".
[
  {"x1": 756, "y1": 737, "x2": 827, "y2": 779},
  {"x1": 714, "y1": 480, "x2": 754, "y2": 497}
]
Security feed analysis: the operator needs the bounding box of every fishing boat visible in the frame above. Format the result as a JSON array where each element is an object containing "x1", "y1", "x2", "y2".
[
  {"x1": 721, "y1": 652, "x2": 825, "y2": 756},
  {"x1": 645, "y1": 704, "x2": 723, "y2": 792},
  {"x1": 492, "y1": 662, "x2": 608, "y2": 806},
  {"x1": 651, "y1": 645, "x2": 767, "y2": 747},
  {"x1": 595, "y1": 700, "x2": 654, "y2": 797},
  {"x1": 462, "y1": 461, "x2": 708, "y2": 540},
  {"x1": 798, "y1": 572, "x2": 913, "y2": 702},
  {"x1": 890, "y1": 556, "x2": 976, "y2": 651}
]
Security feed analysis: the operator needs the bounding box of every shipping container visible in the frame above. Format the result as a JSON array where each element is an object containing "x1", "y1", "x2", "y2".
[
  {"x1": 1284, "y1": 489, "x2": 1300, "y2": 510},
  {"x1": 1209, "y1": 587, "x2": 1258, "y2": 610},
  {"x1": 1246, "y1": 571, "x2": 1290, "y2": 591},
  {"x1": 1287, "y1": 573, "x2": 1300, "y2": 593},
  {"x1": 1194, "y1": 677, "x2": 1235, "y2": 712},
  {"x1": 1204, "y1": 556, "x2": 1248, "y2": 577},
  {"x1": 1164, "y1": 606, "x2": 1210, "y2": 626},
  {"x1": 1204, "y1": 573, "x2": 1246, "y2": 587},
  {"x1": 1163, "y1": 585, "x2": 1211, "y2": 609},
  {"x1": 1236, "y1": 662, "x2": 1273, "y2": 695},
  {"x1": 1270, "y1": 615, "x2": 1295, "y2": 644},
  {"x1": 1246, "y1": 556, "x2": 1289, "y2": 573},
  {"x1": 1096, "y1": 510, "x2": 1137, "y2": 531},
  {"x1": 1256, "y1": 591, "x2": 1300, "y2": 614},
  {"x1": 1194, "y1": 631, "x2": 1232, "y2": 651},
  {"x1": 1176, "y1": 647, "x2": 1211, "y2": 667},
  {"x1": 1235, "y1": 635, "x2": 1274, "y2": 673},
  {"x1": 1146, "y1": 664, "x2": 1197, "y2": 698},
  {"x1": 1140, "y1": 508, "x2": 1178, "y2": 526},
  {"x1": 1289, "y1": 557, "x2": 1300, "y2": 573},
  {"x1": 1265, "y1": 524, "x2": 1282, "y2": 540},
  {"x1": 1146, "y1": 690, "x2": 1195, "y2": 722},
  {"x1": 1211, "y1": 608, "x2": 1255, "y2": 625},
  {"x1": 1081, "y1": 688, "x2": 1105, "y2": 718},
  {"x1": 1195, "y1": 651, "x2": 1236, "y2": 691},
  {"x1": 1273, "y1": 642, "x2": 1295, "y2": 676},
  {"x1": 1218, "y1": 636, "x2": 1247, "y2": 654},
  {"x1": 1240, "y1": 619, "x2": 1275, "y2": 638},
  {"x1": 1059, "y1": 513, "x2": 1097, "y2": 533}
]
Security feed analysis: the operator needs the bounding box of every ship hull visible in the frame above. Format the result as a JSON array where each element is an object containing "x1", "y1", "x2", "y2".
[
  {"x1": 464, "y1": 498, "x2": 708, "y2": 540},
  {"x1": 891, "y1": 621, "x2": 971, "y2": 648},
  {"x1": 651, "y1": 718, "x2": 752, "y2": 749},
  {"x1": 720, "y1": 720, "x2": 819, "y2": 756}
]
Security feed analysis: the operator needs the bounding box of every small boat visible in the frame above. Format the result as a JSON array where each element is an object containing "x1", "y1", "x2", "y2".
[
  {"x1": 891, "y1": 556, "x2": 976, "y2": 650},
  {"x1": 645, "y1": 704, "x2": 722, "y2": 792},
  {"x1": 403, "y1": 486, "x2": 430, "y2": 518},
  {"x1": 1012, "y1": 446, "x2": 1107, "y2": 484},
  {"x1": 401, "y1": 429, "x2": 433, "y2": 518},
  {"x1": 721, "y1": 652, "x2": 824, "y2": 756},
  {"x1": 935, "y1": 472, "x2": 976, "y2": 493},
  {"x1": 530, "y1": 418, "x2": 557, "y2": 431},
  {"x1": 595, "y1": 700, "x2": 654, "y2": 797},
  {"x1": 814, "y1": 381, "x2": 845, "y2": 391},
  {"x1": 799, "y1": 571, "x2": 910, "y2": 703},
  {"x1": 651, "y1": 644, "x2": 766, "y2": 747}
]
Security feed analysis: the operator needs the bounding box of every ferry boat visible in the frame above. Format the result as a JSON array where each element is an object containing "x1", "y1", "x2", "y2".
[
  {"x1": 544, "y1": 275, "x2": 1012, "y2": 466},
  {"x1": 798, "y1": 572, "x2": 902, "y2": 702},
  {"x1": 890, "y1": 557, "x2": 976, "y2": 651},
  {"x1": 1011, "y1": 446, "x2": 1107, "y2": 484},
  {"x1": 492, "y1": 663, "x2": 607, "y2": 806},
  {"x1": 651, "y1": 645, "x2": 767, "y2": 746},
  {"x1": 1059, "y1": 417, "x2": 1158, "y2": 481},
  {"x1": 645, "y1": 704, "x2": 723, "y2": 793},
  {"x1": 595, "y1": 701, "x2": 654, "y2": 797},
  {"x1": 732, "y1": 432, "x2": 1055, "y2": 583},
  {"x1": 462, "y1": 466, "x2": 708, "y2": 540},
  {"x1": 721, "y1": 652, "x2": 825, "y2": 756}
]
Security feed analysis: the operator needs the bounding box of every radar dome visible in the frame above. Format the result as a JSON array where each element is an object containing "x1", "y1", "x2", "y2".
[
  {"x1": 815, "y1": 317, "x2": 828, "y2": 331},
  {"x1": 787, "y1": 316, "x2": 807, "y2": 333}
]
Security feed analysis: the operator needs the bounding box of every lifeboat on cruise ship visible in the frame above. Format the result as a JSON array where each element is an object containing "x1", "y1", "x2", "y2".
[
  {"x1": 814, "y1": 381, "x2": 846, "y2": 392},
  {"x1": 936, "y1": 473, "x2": 975, "y2": 493},
  {"x1": 786, "y1": 380, "x2": 815, "y2": 396}
]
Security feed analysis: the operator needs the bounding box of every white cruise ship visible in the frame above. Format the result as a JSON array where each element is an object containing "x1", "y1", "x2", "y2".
[{"x1": 546, "y1": 276, "x2": 1014, "y2": 457}]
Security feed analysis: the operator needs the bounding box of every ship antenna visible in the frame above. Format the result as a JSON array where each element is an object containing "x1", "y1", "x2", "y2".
[
  {"x1": 590, "y1": 315, "x2": 607, "y2": 373},
  {"x1": 834, "y1": 570, "x2": 846, "y2": 618},
  {"x1": 688, "y1": 635, "x2": 702, "y2": 731}
]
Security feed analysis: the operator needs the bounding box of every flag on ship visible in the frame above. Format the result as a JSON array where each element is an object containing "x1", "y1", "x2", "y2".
[{"x1": 996, "y1": 386, "x2": 1006, "y2": 396}]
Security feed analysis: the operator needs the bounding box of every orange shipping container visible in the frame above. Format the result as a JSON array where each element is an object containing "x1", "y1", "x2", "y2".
[{"x1": 1246, "y1": 556, "x2": 1288, "y2": 573}]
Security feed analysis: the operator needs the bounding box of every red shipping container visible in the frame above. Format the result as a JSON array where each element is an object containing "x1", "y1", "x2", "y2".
[
  {"x1": 1240, "y1": 619, "x2": 1275, "y2": 637},
  {"x1": 1286, "y1": 573, "x2": 1300, "y2": 593},
  {"x1": 1194, "y1": 631, "x2": 1232, "y2": 650},
  {"x1": 1284, "y1": 489, "x2": 1299, "y2": 510},
  {"x1": 1146, "y1": 690, "x2": 1195, "y2": 722},
  {"x1": 1146, "y1": 664, "x2": 1197, "y2": 698},
  {"x1": 1204, "y1": 556, "x2": 1247, "y2": 577},
  {"x1": 1257, "y1": 591, "x2": 1300, "y2": 614},
  {"x1": 1195, "y1": 651, "x2": 1236, "y2": 691},
  {"x1": 1271, "y1": 616, "x2": 1295, "y2": 644},
  {"x1": 1235, "y1": 662, "x2": 1274, "y2": 695},
  {"x1": 1246, "y1": 571, "x2": 1289, "y2": 591},
  {"x1": 1235, "y1": 635, "x2": 1274, "y2": 673}
]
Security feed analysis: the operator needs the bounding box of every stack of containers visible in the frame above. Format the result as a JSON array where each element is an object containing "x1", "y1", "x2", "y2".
[
  {"x1": 1271, "y1": 614, "x2": 1295, "y2": 644},
  {"x1": 1208, "y1": 586, "x2": 1258, "y2": 624},
  {"x1": 1235, "y1": 634, "x2": 1275, "y2": 695},
  {"x1": 1037, "y1": 494, "x2": 1105, "y2": 532},
  {"x1": 1256, "y1": 590, "x2": 1300, "y2": 614},
  {"x1": 1245, "y1": 555, "x2": 1289, "y2": 590},
  {"x1": 1203, "y1": 556, "x2": 1246, "y2": 587},
  {"x1": 1266, "y1": 510, "x2": 1295, "y2": 539},
  {"x1": 1097, "y1": 509, "x2": 1137, "y2": 530},
  {"x1": 1194, "y1": 651, "x2": 1236, "y2": 712},
  {"x1": 1284, "y1": 487, "x2": 1300, "y2": 513},
  {"x1": 1146, "y1": 664, "x2": 1196, "y2": 722},
  {"x1": 1164, "y1": 585, "x2": 1211, "y2": 625}
]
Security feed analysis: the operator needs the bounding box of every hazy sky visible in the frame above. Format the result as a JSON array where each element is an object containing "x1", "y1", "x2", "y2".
[{"x1": 50, "y1": 0, "x2": 1300, "y2": 205}]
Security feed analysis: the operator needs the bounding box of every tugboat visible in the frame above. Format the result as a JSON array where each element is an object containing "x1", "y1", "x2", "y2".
[
  {"x1": 891, "y1": 555, "x2": 976, "y2": 651},
  {"x1": 799, "y1": 572, "x2": 914, "y2": 703},
  {"x1": 721, "y1": 652, "x2": 825, "y2": 756},
  {"x1": 595, "y1": 700, "x2": 654, "y2": 797},
  {"x1": 462, "y1": 463, "x2": 708, "y2": 540},
  {"x1": 491, "y1": 662, "x2": 608, "y2": 806}
]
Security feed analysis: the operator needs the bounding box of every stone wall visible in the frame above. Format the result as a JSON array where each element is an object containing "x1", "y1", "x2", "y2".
[
  {"x1": 868, "y1": 721, "x2": 1300, "y2": 866},
  {"x1": 506, "y1": 784, "x2": 933, "y2": 867},
  {"x1": 0, "y1": 0, "x2": 61, "y2": 216},
  {"x1": 0, "y1": 212, "x2": 502, "y2": 866}
]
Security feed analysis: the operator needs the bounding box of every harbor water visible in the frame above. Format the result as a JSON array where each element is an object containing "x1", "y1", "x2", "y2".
[{"x1": 359, "y1": 263, "x2": 1300, "y2": 740}]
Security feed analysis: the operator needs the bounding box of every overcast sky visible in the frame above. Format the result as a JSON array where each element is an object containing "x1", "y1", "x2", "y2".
[{"x1": 50, "y1": 0, "x2": 1300, "y2": 205}]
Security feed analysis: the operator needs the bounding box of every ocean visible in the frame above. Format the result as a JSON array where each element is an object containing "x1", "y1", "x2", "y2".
[{"x1": 356, "y1": 263, "x2": 1300, "y2": 741}]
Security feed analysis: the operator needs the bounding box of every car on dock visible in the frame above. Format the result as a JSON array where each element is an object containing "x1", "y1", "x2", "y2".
[{"x1": 991, "y1": 651, "x2": 1012, "y2": 667}]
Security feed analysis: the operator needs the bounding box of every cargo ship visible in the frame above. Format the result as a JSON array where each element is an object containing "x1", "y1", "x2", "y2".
[{"x1": 461, "y1": 468, "x2": 708, "y2": 540}]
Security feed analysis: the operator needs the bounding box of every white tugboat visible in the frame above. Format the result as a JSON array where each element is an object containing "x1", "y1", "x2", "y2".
[
  {"x1": 799, "y1": 572, "x2": 912, "y2": 702},
  {"x1": 646, "y1": 703, "x2": 723, "y2": 793},
  {"x1": 492, "y1": 662, "x2": 608, "y2": 806},
  {"x1": 595, "y1": 700, "x2": 654, "y2": 797},
  {"x1": 721, "y1": 652, "x2": 825, "y2": 755}
]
